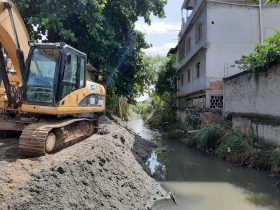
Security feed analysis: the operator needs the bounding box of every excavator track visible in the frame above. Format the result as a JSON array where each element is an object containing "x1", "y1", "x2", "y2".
[{"x1": 18, "y1": 118, "x2": 95, "y2": 157}]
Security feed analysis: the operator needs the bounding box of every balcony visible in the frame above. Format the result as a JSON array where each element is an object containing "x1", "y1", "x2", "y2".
[{"x1": 179, "y1": 0, "x2": 204, "y2": 41}]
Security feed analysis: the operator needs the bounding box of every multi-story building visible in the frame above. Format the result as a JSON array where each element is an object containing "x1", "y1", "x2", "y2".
[{"x1": 173, "y1": 0, "x2": 280, "y2": 120}]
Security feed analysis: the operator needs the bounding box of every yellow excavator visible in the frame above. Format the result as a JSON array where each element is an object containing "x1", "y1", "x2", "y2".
[{"x1": 0, "y1": 0, "x2": 106, "y2": 157}]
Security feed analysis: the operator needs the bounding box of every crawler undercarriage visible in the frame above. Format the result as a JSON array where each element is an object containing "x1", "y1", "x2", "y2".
[{"x1": 0, "y1": 114, "x2": 98, "y2": 157}]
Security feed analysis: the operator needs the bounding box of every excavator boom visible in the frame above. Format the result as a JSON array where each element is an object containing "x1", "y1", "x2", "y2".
[{"x1": 0, "y1": 0, "x2": 30, "y2": 82}]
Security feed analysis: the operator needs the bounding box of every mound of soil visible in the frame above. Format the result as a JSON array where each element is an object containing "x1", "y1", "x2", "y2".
[{"x1": 0, "y1": 117, "x2": 167, "y2": 210}]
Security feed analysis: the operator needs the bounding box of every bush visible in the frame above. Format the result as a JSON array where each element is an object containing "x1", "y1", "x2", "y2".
[
  {"x1": 185, "y1": 107, "x2": 202, "y2": 130},
  {"x1": 184, "y1": 123, "x2": 280, "y2": 173},
  {"x1": 192, "y1": 124, "x2": 228, "y2": 150},
  {"x1": 139, "y1": 92, "x2": 181, "y2": 131},
  {"x1": 215, "y1": 129, "x2": 255, "y2": 158},
  {"x1": 224, "y1": 112, "x2": 233, "y2": 124},
  {"x1": 270, "y1": 148, "x2": 280, "y2": 172},
  {"x1": 189, "y1": 124, "x2": 256, "y2": 153}
]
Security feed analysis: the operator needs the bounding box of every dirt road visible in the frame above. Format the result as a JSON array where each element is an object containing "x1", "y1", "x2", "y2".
[{"x1": 0, "y1": 117, "x2": 167, "y2": 210}]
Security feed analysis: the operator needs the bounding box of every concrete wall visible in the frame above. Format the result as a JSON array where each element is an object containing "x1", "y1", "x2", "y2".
[
  {"x1": 206, "y1": 2, "x2": 280, "y2": 79},
  {"x1": 177, "y1": 50, "x2": 207, "y2": 97},
  {"x1": 262, "y1": 5, "x2": 280, "y2": 39},
  {"x1": 224, "y1": 65, "x2": 280, "y2": 116},
  {"x1": 177, "y1": 2, "x2": 208, "y2": 97},
  {"x1": 233, "y1": 116, "x2": 280, "y2": 146},
  {"x1": 206, "y1": 2, "x2": 260, "y2": 79},
  {"x1": 224, "y1": 65, "x2": 280, "y2": 146}
]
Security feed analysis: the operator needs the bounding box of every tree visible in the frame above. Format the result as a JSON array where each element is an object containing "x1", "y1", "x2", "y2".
[
  {"x1": 155, "y1": 55, "x2": 177, "y2": 97},
  {"x1": 14, "y1": 0, "x2": 167, "y2": 102}
]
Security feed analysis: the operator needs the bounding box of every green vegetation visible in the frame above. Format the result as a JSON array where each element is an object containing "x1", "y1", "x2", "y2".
[
  {"x1": 236, "y1": 32, "x2": 280, "y2": 72},
  {"x1": 183, "y1": 124, "x2": 280, "y2": 173},
  {"x1": 139, "y1": 93, "x2": 182, "y2": 131},
  {"x1": 185, "y1": 107, "x2": 202, "y2": 130},
  {"x1": 270, "y1": 148, "x2": 280, "y2": 171},
  {"x1": 191, "y1": 124, "x2": 228, "y2": 150},
  {"x1": 14, "y1": 0, "x2": 167, "y2": 103},
  {"x1": 137, "y1": 55, "x2": 185, "y2": 136}
]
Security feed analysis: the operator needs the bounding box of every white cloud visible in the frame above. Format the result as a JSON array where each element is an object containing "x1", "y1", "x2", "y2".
[
  {"x1": 144, "y1": 42, "x2": 177, "y2": 56},
  {"x1": 135, "y1": 21, "x2": 180, "y2": 35}
]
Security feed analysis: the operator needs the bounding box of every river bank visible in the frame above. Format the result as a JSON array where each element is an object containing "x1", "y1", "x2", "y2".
[
  {"x1": 180, "y1": 124, "x2": 280, "y2": 178},
  {"x1": 0, "y1": 116, "x2": 168, "y2": 210},
  {"x1": 144, "y1": 116, "x2": 280, "y2": 179}
]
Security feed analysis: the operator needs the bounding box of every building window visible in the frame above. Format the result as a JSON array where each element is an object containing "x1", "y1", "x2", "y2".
[
  {"x1": 196, "y1": 62, "x2": 200, "y2": 78},
  {"x1": 186, "y1": 37, "x2": 191, "y2": 54},
  {"x1": 195, "y1": 22, "x2": 203, "y2": 43},
  {"x1": 181, "y1": 74, "x2": 184, "y2": 86},
  {"x1": 187, "y1": 69, "x2": 191, "y2": 83}
]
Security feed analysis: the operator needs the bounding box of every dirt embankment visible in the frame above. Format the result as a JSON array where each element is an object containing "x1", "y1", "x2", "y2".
[{"x1": 0, "y1": 117, "x2": 167, "y2": 210}]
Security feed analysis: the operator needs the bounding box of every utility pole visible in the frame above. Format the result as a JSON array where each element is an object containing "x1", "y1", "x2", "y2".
[{"x1": 259, "y1": 0, "x2": 264, "y2": 44}]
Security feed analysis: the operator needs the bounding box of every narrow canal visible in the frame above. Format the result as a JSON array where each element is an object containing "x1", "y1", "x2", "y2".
[{"x1": 127, "y1": 119, "x2": 280, "y2": 210}]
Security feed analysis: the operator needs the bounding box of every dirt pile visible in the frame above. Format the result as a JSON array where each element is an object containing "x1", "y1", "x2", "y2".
[{"x1": 0, "y1": 117, "x2": 167, "y2": 210}]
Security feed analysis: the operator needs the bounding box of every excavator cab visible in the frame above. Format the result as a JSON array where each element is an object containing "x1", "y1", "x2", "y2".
[{"x1": 24, "y1": 43, "x2": 87, "y2": 106}]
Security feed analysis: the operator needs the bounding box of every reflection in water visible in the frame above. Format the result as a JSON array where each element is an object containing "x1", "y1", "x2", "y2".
[
  {"x1": 127, "y1": 119, "x2": 280, "y2": 210},
  {"x1": 146, "y1": 151, "x2": 166, "y2": 180},
  {"x1": 127, "y1": 119, "x2": 161, "y2": 140},
  {"x1": 153, "y1": 182, "x2": 275, "y2": 210}
]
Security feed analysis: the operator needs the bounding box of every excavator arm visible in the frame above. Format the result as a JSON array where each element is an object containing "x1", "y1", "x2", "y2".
[{"x1": 0, "y1": 0, "x2": 30, "y2": 108}]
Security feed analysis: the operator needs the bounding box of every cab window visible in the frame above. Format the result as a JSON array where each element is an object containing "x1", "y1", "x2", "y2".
[
  {"x1": 61, "y1": 52, "x2": 78, "y2": 99},
  {"x1": 63, "y1": 53, "x2": 77, "y2": 83},
  {"x1": 80, "y1": 58, "x2": 85, "y2": 88}
]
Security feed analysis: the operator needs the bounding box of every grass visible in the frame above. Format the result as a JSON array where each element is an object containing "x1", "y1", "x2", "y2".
[
  {"x1": 192, "y1": 124, "x2": 228, "y2": 150},
  {"x1": 215, "y1": 129, "x2": 255, "y2": 158},
  {"x1": 270, "y1": 148, "x2": 280, "y2": 172},
  {"x1": 185, "y1": 124, "x2": 279, "y2": 174}
]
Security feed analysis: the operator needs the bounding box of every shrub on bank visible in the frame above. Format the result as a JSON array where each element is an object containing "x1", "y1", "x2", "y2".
[
  {"x1": 186, "y1": 124, "x2": 280, "y2": 173},
  {"x1": 270, "y1": 148, "x2": 280, "y2": 172},
  {"x1": 192, "y1": 124, "x2": 227, "y2": 150},
  {"x1": 185, "y1": 107, "x2": 202, "y2": 130},
  {"x1": 215, "y1": 129, "x2": 255, "y2": 158}
]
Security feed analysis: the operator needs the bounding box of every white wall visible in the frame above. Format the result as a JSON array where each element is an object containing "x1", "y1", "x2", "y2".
[
  {"x1": 224, "y1": 65, "x2": 280, "y2": 146},
  {"x1": 224, "y1": 65, "x2": 280, "y2": 116},
  {"x1": 177, "y1": 50, "x2": 207, "y2": 97},
  {"x1": 206, "y1": 2, "x2": 280, "y2": 81},
  {"x1": 262, "y1": 6, "x2": 280, "y2": 39},
  {"x1": 206, "y1": 2, "x2": 260, "y2": 81},
  {"x1": 177, "y1": 4, "x2": 207, "y2": 97}
]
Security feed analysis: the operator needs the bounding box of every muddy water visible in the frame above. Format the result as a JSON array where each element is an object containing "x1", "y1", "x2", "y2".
[{"x1": 127, "y1": 119, "x2": 280, "y2": 210}]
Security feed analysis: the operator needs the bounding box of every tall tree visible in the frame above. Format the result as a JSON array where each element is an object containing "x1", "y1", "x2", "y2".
[{"x1": 14, "y1": 0, "x2": 167, "y2": 102}]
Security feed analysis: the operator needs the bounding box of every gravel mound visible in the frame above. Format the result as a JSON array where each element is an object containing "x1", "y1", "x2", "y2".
[{"x1": 0, "y1": 116, "x2": 167, "y2": 210}]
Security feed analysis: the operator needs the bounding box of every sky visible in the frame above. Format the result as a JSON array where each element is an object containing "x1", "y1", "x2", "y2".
[
  {"x1": 135, "y1": 0, "x2": 183, "y2": 56},
  {"x1": 135, "y1": 0, "x2": 183, "y2": 101}
]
